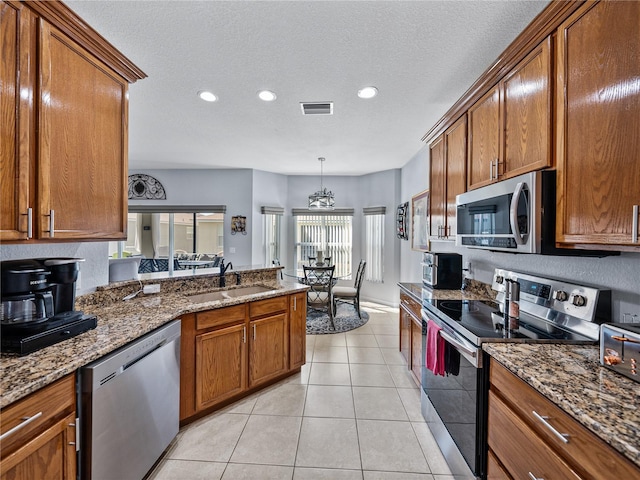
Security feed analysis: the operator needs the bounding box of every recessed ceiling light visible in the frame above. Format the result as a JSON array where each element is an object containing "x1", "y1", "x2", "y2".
[
  {"x1": 258, "y1": 90, "x2": 277, "y2": 101},
  {"x1": 357, "y1": 86, "x2": 378, "y2": 99},
  {"x1": 198, "y1": 90, "x2": 218, "y2": 102}
]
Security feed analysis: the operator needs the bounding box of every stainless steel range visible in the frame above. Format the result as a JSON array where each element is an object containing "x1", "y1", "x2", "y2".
[{"x1": 420, "y1": 269, "x2": 611, "y2": 479}]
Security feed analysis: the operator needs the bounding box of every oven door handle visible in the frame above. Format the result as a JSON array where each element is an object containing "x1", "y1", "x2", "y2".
[
  {"x1": 509, "y1": 181, "x2": 527, "y2": 245},
  {"x1": 439, "y1": 330, "x2": 477, "y2": 359}
]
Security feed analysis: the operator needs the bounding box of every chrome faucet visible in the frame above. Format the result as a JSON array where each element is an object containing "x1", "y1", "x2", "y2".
[{"x1": 218, "y1": 259, "x2": 233, "y2": 288}]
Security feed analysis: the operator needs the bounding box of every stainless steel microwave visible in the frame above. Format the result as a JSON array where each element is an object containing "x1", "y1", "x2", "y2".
[{"x1": 455, "y1": 170, "x2": 614, "y2": 256}]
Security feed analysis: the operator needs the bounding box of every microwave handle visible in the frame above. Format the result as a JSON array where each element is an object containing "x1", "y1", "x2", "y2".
[{"x1": 510, "y1": 181, "x2": 526, "y2": 245}]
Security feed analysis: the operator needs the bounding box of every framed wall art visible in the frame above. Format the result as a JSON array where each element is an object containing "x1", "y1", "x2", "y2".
[
  {"x1": 411, "y1": 189, "x2": 430, "y2": 251},
  {"x1": 396, "y1": 202, "x2": 409, "y2": 240},
  {"x1": 231, "y1": 215, "x2": 247, "y2": 235}
]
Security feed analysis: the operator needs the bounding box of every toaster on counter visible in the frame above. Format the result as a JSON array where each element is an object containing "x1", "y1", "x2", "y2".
[{"x1": 600, "y1": 323, "x2": 640, "y2": 383}]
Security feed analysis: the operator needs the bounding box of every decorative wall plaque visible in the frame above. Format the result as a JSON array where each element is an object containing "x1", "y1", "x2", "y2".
[
  {"x1": 128, "y1": 174, "x2": 166, "y2": 200},
  {"x1": 396, "y1": 202, "x2": 409, "y2": 240}
]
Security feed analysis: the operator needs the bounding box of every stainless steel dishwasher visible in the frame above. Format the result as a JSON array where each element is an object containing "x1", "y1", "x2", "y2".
[{"x1": 79, "y1": 320, "x2": 181, "y2": 480}]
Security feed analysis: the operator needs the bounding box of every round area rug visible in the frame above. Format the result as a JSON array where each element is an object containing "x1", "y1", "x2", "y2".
[{"x1": 306, "y1": 303, "x2": 369, "y2": 334}]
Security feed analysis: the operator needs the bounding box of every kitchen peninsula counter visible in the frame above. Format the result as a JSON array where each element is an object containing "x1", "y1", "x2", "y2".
[
  {"x1": 1, "y1": 266, "x2": 307, "y2": 408},
  {"x1": 484, "y1": 343, "x2": 640, "y2": 469}
]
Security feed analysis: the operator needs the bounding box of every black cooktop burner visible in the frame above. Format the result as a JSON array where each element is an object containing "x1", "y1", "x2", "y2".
[{"x1": 423, "y1": 298, "x2": 594, "y2": 345}]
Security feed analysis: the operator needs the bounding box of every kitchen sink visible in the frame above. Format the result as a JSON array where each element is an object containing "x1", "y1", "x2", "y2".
[{"x1": 187, "y1": 285, "x2": 275, "y2": 303}]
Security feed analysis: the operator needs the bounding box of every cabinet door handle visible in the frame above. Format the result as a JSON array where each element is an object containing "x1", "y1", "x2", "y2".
[
  {"x1": 242, "y1": 326, "x2": 246, "y2": 343},
  {"x1": 495, "y1": 159, "x2": 502, "y2": 179},
  {"x1": 489, "y1": 160, "x2": 494, "y2": 180},
  {"x1": 532, "y1": 410, "x2": 570, "y2": 443},
  {"x1": 46, "y1": 209, "x2": 55, "y2": 237},
  {"x1": 632, "y1": 205, "x2": 639, "y2": 243},
  {"x1": 22, "y1": 208, "x2": 33, "y2": 239},
  {"x1": 528, "y1": 472, "x2": 543, "y2": 480},
  {"x1": 0, "y1": 412, "x2": 43, "y2": 441},
  {"x1": 70, "y1": 417, "x2": 80, "y2": 451},
  {"x1": 253, "y1": 324, "x2": 256, "y2": 340},
  {"x1": 294, "y1": 296, "x2": 297, "y2": 311}
]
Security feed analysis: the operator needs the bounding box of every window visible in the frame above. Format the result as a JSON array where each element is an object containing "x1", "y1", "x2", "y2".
[
  {"x1": 261, "y1": 207, "x2": 283, "y2": 266},
  {"x1": 109, "y1": 206, "x2": 226, "y2": 271},
  {"x1": 293, "y1": 209, "x2": 353, "y2": 278},
  {"x1": 364, "y1": 207, "x2": 386, "y2": 283}
]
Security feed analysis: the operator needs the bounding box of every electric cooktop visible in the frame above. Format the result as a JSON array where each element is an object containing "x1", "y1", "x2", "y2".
[{"x1": 423, "y1": 298, "x2": 595, "y2": 346}]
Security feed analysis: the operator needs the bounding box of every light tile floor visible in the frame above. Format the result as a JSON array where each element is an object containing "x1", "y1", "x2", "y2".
[{"x1": 148, "y1": 302, "x2": 456, "y2": 480}]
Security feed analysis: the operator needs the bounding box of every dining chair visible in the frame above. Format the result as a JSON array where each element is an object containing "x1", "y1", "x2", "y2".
[
  {"x1": 303, "y1": 265, "x2": 335, "y2": 329},
  {"x1": 333, "y1": 260, "x2": 366, "y2": 318}
]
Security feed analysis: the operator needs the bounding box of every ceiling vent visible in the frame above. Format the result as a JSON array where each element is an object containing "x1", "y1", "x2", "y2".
[{"x1": 300, "y1": 102, "x2": 333, "y2": 115}]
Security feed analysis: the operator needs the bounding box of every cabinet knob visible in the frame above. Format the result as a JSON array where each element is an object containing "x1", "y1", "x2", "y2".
[
  {"x1": 572, "y1": 295, "x2": 587, "y2": 307},
  {"x1": 633, "y1": 205, "x2": 639, "y2": 243},
  {"x1": 0, "y1": 412, "x2": 43, "y2": 441},
  {"x1": 553, "y1": 290, "x2": 569, "y2": 302},
  {"x1": 45, "y1": 209, "x2": 55, "y2": 238},
  {"x1": 21, "y1": 208, "x2": 33, "y2": 239}
]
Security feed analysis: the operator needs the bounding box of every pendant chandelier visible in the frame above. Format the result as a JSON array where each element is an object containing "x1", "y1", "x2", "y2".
[{"x1": 308, "y1": 157, "x2": 335, "y2": 210}]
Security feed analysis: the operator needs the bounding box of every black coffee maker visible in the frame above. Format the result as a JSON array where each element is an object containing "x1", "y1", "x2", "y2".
[{"x1": 1, "y1": 258, "x2": 97, "y2": 355}]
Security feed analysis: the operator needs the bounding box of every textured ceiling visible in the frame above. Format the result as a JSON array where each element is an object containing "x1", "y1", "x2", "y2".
[{"x1": 64, "y1": 0, "x2": 548, "y2": 175}]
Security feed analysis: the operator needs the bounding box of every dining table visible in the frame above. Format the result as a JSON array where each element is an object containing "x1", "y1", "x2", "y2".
[{"x1": 282, "y1": 268, "x2": 351, "y2": 284}]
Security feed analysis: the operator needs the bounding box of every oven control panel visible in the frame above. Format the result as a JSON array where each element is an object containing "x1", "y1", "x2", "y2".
[{"x1": 492, "y1": 269, "x2": 610, "y2": 324}]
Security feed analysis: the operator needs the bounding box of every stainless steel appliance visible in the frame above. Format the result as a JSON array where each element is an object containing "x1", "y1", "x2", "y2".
[
  {"x1": 455, "y1": 170, "x2": 614, "y2": 256},
  {"x1": 422, "y1": 252, "x2": 462, "y2": 290},
  {"x1": 79, "y1": 320, "x2": 181, "y2": 480},
  {"x1": 421, "y1": 269, "x2": 610, "y2": 479},
  {"x1": 1, "y1": 258, "x2": 97, "y2": 355},
  {"x1": 600, "y1": 323, "x2": 640, "y2": 383}
]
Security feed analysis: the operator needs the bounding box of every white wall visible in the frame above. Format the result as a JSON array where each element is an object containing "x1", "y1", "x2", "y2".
[
  {"x1": 0, "y1": 242, "x2": 109, "y2": 294},
  {"x1": 400, "y1": 144, "x2": 430, "y2": 284},
  {"x1": 251, "y1": 170, "x2": 289, "y2": 265},
  {"x1": 129, "y1": 169, "x2": 255, "y2": 268}
]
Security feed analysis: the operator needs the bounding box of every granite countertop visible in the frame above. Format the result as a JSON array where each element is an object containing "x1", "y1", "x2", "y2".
[
  {"x1": 1, "y1": 268, "x2": 308, "y2": 409},
  {"x1": 398, "y1": 279, "x2": 495, "y2": 303},
  {"x1": 484, "y1": 343, "x2": 640, "y2": 468}
]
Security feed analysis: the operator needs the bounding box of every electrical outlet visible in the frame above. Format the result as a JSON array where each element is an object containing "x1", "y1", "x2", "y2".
[
  {"x1": 229, "y1": 247, "x2": 236, "y2": 254},
  {"x1": 143, "y1": 284, "x2": 161, "y2": 294}
]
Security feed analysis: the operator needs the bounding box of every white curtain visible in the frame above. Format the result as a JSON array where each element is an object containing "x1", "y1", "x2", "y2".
[
  {"x1": 263, "y1": 213, "x2": 281, "y2": 266},
  {"x1": 364, "y1": 213, "x2": 384, "y2": 283},
  {"x1": 151, "y1": 213, "x2": 162, "y2": 258}
]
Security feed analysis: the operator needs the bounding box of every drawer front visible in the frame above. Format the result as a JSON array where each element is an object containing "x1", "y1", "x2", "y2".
[
  {"x1": 488, "y1": 390, "x2": 582, "y2": 480},
  {"x1": 1, "y1": 374, "x2": 75, "y2": 458},
  {"x1": 250, "y1": 296, "x2": 287, "y2": 318},
  {"x1": 400, "y1": 291, "x2": 421, "y2": 319},
  {"x1": 490, "y1": 360, "x2": 640, "y2": 479},
  {"x1": 487, "y1": 449, "x2": 511, "y2": 480},
  {"x1": 196, "y1": 304, "x2": 246, "y2": 330}
]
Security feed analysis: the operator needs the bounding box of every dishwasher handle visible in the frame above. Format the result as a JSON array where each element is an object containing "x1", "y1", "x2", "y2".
[
  {"x1": 123, "y1": 340, "x2": 167, "y2": 371},
  {"x1": 82, "y1": 320, "x2": 181, "y2": 392}
]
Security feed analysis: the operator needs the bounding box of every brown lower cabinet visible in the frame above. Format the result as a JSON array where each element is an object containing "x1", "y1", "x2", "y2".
[
  {"x1": 399, "y1": 290, "x2": 422, "y2": 385},
  {"x1": 289, "y1": 292, "x2": 307, "y2": 370},
  {"x1": 488, "y1": 359, "x2": 639, "y2": 480},
  {"x1": 0, "y1": 375, "x2": 77, "y2": 480},
  {"x1": 181, "y1": 293, "x2": 306, "y2": 423}
]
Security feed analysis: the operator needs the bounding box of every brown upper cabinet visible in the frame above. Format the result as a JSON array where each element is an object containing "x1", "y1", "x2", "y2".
[
  {"x1": 467, "y1": 37, "x2": 552, "y2": 191},
  {"x1": 555, "y1": 1, "x2": 640, "y2": 251},
  {"x1": 0, "y1": 1, "x2": 145, "y2": 243},
  {"x1": 429, "y1": 116, "x2": 467, "y2": 239}
]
